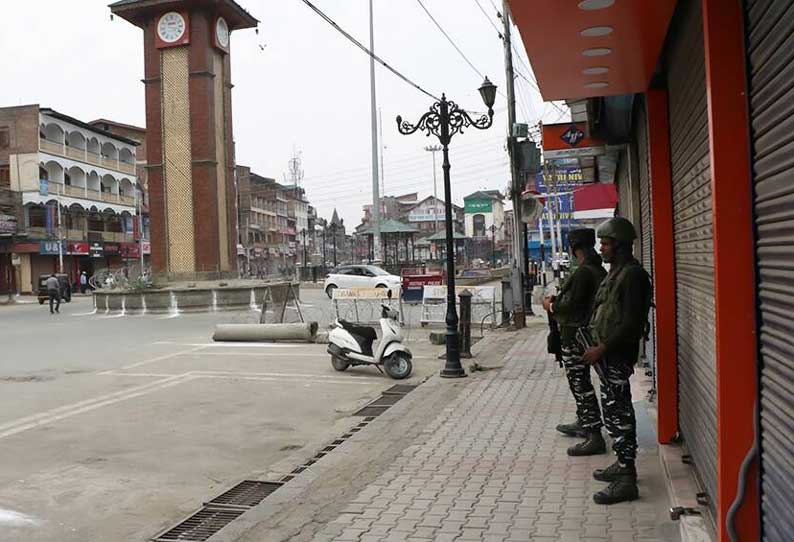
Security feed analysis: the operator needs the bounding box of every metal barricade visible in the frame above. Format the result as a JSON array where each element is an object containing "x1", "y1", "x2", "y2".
[{"x1": 420, "y1": 285, "x2": 497, "y2": 328}]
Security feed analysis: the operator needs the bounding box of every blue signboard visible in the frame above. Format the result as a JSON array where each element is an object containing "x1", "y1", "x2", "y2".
[{"x1": 40, "y1": 240, "x2": 63, "y2": 255}]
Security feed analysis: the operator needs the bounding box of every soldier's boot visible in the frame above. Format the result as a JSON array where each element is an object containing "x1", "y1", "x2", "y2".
[
  {"x1": 593, "y1": 460, "x2": 637, "y2": 482},
  {"x1": 567, "y1": 430, "x2": 606, "y2": 456},
  {"x1": 593, "y1": 475, "x2": 639, "y2": 505},
  {"x1": 555, "y1": 419, "x2": 587, "y2": 437}
]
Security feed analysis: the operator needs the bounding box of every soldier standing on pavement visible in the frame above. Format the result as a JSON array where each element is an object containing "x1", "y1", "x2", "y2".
[
  {"x1": 582, "y1": 217, "x2": 653, "y2": 505},
  {"x1": 542, "y1": 228, "x2": 607, "y2": 456}
]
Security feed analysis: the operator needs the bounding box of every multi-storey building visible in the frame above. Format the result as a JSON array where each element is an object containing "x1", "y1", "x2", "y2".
[
  {"x1": 0, "y1": 105, "x2": 148, "y2": 293},
  {"x1": 405, "y1": 195, "x2": 464, "y2": 236}
]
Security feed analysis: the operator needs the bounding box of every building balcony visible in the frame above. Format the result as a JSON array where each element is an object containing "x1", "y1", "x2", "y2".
[{"x1": 40, "y1": 137, "x2": 136, "y2": 177}]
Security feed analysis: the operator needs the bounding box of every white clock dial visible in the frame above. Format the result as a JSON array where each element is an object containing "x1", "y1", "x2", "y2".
[
  {"x1": 157, "y1": 12, "x2": 186, "y2": 43},
  {"x1": 216, "y1": 17, "x2": 230, "y2": 48}
]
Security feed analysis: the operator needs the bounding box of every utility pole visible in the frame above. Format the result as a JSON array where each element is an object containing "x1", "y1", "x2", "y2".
[
  {"x1": 424, "y1": 145, "x2": 442, "y2": 234},
  {"x1": 379, "y1": 108, "x2": 386, "y2": 196},
  {"x1": 369, "y1": 0, "x2": 382, "y2": 263},
  {"x1": 502, "y1": 0, "x2": 525, "y2": 325}
]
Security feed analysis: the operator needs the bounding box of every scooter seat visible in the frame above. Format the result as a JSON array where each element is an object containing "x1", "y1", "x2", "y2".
[{"x1": 338, "y1": 320, "x2": 376, "y2": 356}]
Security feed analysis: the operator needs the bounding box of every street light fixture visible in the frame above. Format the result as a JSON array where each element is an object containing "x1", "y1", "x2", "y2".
[{"x1": 396, "y1": 76, "x2": 497, "y2": 378}]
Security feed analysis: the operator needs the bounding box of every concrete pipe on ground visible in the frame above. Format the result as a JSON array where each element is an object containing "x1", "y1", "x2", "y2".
[{"x1": 212, "y1": 322, "x2": 319, "y2": 343}]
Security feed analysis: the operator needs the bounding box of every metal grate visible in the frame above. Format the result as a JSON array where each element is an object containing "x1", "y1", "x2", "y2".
[
  {"x1": 153, "y1": 507, "x2": 244, "y2": 542},
  {"x1": 369, "y1": 394, "x2": 403, "y2": 406},
  {"x1": 353, "y1": 405, "x2": 390, "y2": 417},
  {"x1": 383, "y1": 384, "x2": 416, "y2": 395},
  {"x1": 205, "y1": 481, "x2": 282, "y2": 510}
]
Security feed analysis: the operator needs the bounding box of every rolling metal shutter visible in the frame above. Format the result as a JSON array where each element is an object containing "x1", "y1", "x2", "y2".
[
  {"x1": 635, "y1": 97, "x2": 656, "y2": 389},
  {"x1": 745, "y1": 1, "x2": 794, "y2": 539},
  {"x1": 666, "y1": 0, "x2": 718, "y2": 510}
]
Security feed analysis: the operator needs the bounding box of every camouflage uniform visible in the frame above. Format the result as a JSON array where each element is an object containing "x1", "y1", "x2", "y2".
[
  {"x1": 590, "y1": 258, "x2": 652, "y2": 465},
  {"x1": 553, "y1": 254, "x2": 606, "y2": 431}
]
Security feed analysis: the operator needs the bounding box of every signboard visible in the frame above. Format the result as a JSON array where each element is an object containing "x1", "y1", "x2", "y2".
[
  {"x1": 40, "y1": 240, "x2": 63, "y2": 255},
  {"x1": 90, "y1": 242, "x2": 104, "y2": 258},
  {"x1": 331, "y1": 287, "x2": 400, "y2": 300},
  {"x1": 66, "y1": 242, "x2": 89, "y2": 255},
  {"x1": 236, "y1": 244, "x2": 245, "y2": 256},
  {"x1": 0, "y1": 214, "x2": 17, "y2": 234},
  {"x1": 542, "y1": 122, "x2": 606, "y2": 160},
  {"x1": 120, "y1": 242, "x2": 140, "y2": 258},
  {"x1": 11, "y1": 254, "x2": 20, "y2": 266},
  {"x1": 535, "y1": 167, "x2": 586, "y2": 222},
  {"x1": 408, "y1": 210, "x2": 444, "y2": 223},
  {"x1": 464, "y1": 199, "x2": 493, "y2": 214},
  {"x1": 104, "y1": 242, "x2": 120, "y2": 256},
  {"x1": 39, "y1": 179, "x2": 49, "y2": 197},
  {"x1": 141, "y1": 240, "x2": 151, "y2": 254}
]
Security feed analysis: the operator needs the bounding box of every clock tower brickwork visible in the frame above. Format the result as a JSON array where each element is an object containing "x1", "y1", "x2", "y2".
[{"x1": 110, "y1": 0, "x2": 257, "y2": 279}]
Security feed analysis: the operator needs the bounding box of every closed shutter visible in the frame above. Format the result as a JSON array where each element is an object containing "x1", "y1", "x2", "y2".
[
  {"x1": 666, "y1": 0, "x2": 718, "y2": 510},
  {"x1": 616, "y1": 149, "x2": 631, "y2": 218},
  {"x1": 745, "y1": 1, "x2": 794, "y2": 540},
  {"x1": 635, "y1": 97, "x2": 656, "y2": 383},
  {"x1": 30, "y1": 255, "x2": 54, "y2": 293}
]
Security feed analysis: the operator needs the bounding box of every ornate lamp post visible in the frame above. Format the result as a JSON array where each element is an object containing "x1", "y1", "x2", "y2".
[{"x1": 396, "y1": 77, "x2": 497, "y2": 378}]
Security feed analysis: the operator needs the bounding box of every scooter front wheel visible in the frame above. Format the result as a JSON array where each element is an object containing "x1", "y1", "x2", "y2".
[
  {"x1": 331, "y1": 356, "x2": 350, "y2": 372},
  {"x1": 384, "y1": 353, "x2": 412, "y2": 380}
]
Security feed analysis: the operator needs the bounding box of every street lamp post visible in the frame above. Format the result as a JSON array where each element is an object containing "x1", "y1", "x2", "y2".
[
  {"x1": 397, "y1": 77, "x2": 497, "y2": 378},
  {"x1": 331, "y1": 223, "x2": 338, "y2": 268}
]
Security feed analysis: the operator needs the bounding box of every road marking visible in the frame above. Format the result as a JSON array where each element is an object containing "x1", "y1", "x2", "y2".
[
  {"x1": 191, "y1": 352, "x2": 330, "y2": 358},
  {"x1": 154, "y1": 341, "x2": 307, "y2": 349},
  {"x1": 0, "y1": 374, "x2": 196, "y2": 441},
  {"x1": 101, "y1": 370, "x2": 374, "y2": 386},
  {"x1": 103, "y1": 345, "x2": 208, "y2": 373}
]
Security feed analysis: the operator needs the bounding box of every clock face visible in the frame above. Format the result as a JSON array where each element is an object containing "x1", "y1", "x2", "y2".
[
  {"x1": 216, "y1": 17, "x2": 230, "y2": 48},
  {"x1": 158, "y1": 12, "x2": 186, "y2": 43}
]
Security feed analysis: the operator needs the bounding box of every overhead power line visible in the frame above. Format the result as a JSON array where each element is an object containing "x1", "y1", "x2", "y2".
[
  {"x1": 472, "y1": 0, "x2": 503, "y2": 39},
  {"x1": 415, "y1": 0, "x2": 484, "y2": 80},
  {"x1": 298, "y1": 0, "x2": 439, "y2": 101}
]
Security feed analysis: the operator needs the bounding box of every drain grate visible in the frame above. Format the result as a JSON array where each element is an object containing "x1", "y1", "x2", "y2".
[
  {"x1": 353, "y1": 405, "x2": 390, "y2": 417},
  {"x1": 369, "y1": 394, "x2": 403, "y2": 406},
  {"x1": 205, "y1": 481, "x2": 282, "y2": 510},
  {"x1": 383, "y1": 384, "x2": 416, "y2": 395},
  {"x1": 153, "y1": 507, "x2": 244, "y2": 541}
]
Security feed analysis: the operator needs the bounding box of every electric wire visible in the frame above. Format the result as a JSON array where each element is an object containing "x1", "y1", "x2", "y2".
[
  {"x1": 297, "y1": 0, "x2": 440, "y2": 101},
  {"x1": 472, "y1": 0, "x2": 503, "y2": 39},
  {"x1": 415, "y1": 0, "x2": 484, "y2": 80}
]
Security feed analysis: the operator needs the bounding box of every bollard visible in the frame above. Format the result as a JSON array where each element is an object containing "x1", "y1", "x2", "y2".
[{"x1": 459, "y1": 289, "x2": 473, "y2": 358}]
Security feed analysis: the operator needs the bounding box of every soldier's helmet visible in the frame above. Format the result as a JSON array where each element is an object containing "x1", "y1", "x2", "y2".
[
  {"x1": 596, "y1": 217, "x2": 637, "y2": 243},
  {"x1": 567, "y1": 228, "x2": 596, "y2": 250}
]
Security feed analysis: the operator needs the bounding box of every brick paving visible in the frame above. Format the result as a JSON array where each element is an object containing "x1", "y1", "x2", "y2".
[{"x1": 315, "y1": 328, "x2": 680, "y2": 542}]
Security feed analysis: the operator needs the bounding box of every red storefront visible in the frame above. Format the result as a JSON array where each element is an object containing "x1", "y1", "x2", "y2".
[{"x1": 510, "y1": 1, "x2": 791, "y2": 540}]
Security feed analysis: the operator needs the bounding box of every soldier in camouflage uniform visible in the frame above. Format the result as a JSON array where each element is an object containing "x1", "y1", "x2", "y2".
[
  {"x1": 543, "y1": 228, "x2": 607, "y2": 456},
  {"x1": 582, "y1": 217, "x2": 653, "y2": 505}
]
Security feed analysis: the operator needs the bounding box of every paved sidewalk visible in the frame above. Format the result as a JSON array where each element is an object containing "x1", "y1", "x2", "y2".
[{"x1": 315, "y1": 328, "x2": 680, "y2": 542}]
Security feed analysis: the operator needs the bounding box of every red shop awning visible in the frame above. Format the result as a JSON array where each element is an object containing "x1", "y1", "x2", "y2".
[{"x1": 574, "y1": 183, "x2": 618, "y2": 212}]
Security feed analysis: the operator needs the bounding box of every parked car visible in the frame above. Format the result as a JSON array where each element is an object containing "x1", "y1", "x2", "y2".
[
  {"x1": 36, "y1": 273, "x2": 72, "y2": 305},
  {"x1": 323, "y1": 265, "x2": 402, "y2": 298}
]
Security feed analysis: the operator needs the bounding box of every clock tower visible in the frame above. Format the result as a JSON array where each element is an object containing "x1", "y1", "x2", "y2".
[{"x1": 110, "y1": 0, "x2": 257, "y2": 279}]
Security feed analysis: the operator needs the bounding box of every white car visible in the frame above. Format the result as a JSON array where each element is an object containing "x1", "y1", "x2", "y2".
[{"x1": 324, "y1": 265, "x2": 402, "y2": 298}]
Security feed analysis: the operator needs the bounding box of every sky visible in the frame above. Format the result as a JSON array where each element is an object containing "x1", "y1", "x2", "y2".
[{"x1": 1, "y1": 0, "x2": 568, "y2": 227}]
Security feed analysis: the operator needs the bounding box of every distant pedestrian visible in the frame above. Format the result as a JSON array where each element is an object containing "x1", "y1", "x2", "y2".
[
  {"x1": 46, "y1": 273, "x2": 60, "y2": 314},
  {"x1": 80, "y1": 271, "x2": 88, "y2": 294}
]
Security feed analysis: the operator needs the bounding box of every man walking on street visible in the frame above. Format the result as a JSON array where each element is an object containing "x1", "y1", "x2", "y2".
[
  {"x1": 543, "y1": 228, "x2": 607, "y2": 456},
  {"x1": 583, "y1": 217, "x2": 653, "y2": 505},
  {"x1": 79, "y1": 271, "x2": 88, "y2": 294},
  {"x1": 46, "y1": 273, "x2": 61, "y2": 314}
]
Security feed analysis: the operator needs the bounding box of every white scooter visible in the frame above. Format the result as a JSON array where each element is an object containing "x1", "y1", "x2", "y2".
[{"x1": 327, "y1": 294, "x2": 413, "y2": 380}]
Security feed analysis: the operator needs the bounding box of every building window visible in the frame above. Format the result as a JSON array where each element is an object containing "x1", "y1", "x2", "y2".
[
  {"x1": 0, "y1": 128, "x2": 9, "y2": 149},
  {"x1": 473, "y1": 214, "x2": 486, "y2": 237},
  {"x1": 0, "y1": 166, "x2": 9, "y2": 187},
  {"x1": 28, "y1": 206, "x2": 47, "y2": 228}
]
